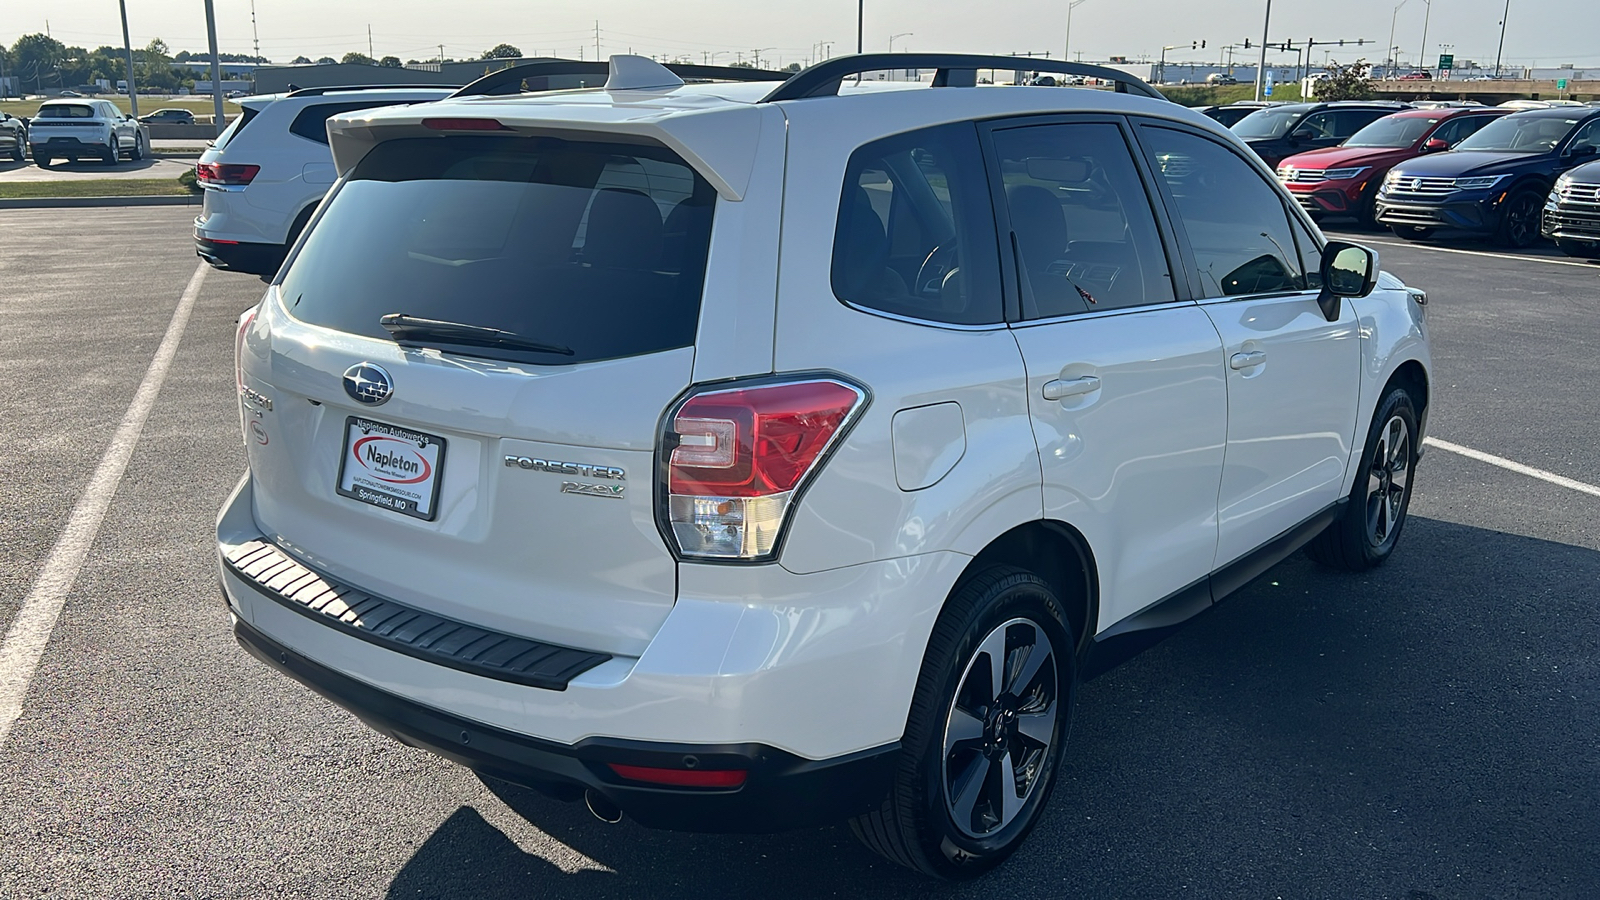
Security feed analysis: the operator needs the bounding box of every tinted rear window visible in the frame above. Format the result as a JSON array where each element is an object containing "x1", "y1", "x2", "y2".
[
  {"x1": 212, "y1": 105, "x2": 259, "y2": 150},
  {"x1": 37, "y1": 104, "x2": 97, "y2": 118},
  {"x1": 289, "y1": 100, "x2": 411, "y2": 145},
  {"x1": 278, "y1": 135, "x2": 716, "y2": 365}
]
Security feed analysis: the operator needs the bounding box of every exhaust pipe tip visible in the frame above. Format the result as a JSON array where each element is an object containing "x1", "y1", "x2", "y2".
[{"x1": 584, "y1": 789, "x2": 623, "y2": 824}]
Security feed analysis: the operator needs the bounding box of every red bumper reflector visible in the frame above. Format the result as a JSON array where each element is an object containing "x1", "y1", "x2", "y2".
[
  {"x1": 608, "y1": 764, "x2": 748, "y2": 788},
  {"x1": 422, "y1": 117, "x2": 510, "y2": 131}
]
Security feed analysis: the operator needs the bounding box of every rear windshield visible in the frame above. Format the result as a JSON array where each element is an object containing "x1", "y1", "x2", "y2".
[
  {"x1": 1455, "y1": 115, "x2": 1580, "y2": 152},
  {"x1": 278, "y1": 134, "x2": 716, "y2": 365},
  {"x1": 37, "y1": 104, "x2": 96, "y2": 118},
  {"x1": 1231, "y1": 108, "x2": 1306, "y2": 140},
  {"x1": 1344, "y1": 116, "x2": 1437, "y2": 148},
  {"x1": 212, "y1": 105, "x2": 259, "y2": 151}
]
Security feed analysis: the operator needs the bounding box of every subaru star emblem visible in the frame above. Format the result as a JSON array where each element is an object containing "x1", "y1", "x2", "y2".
[{"x1": 342, "y1": 362, "x2": 393, "y2": 406}]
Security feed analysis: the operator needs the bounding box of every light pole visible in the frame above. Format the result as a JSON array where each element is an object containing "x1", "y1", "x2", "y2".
[
  {"x1": 1253, "y1": 0, "x2": 1272, "y2": 101},
  {"x1": 1064, "y1": 0, "x2": 1090, "y2": 65},
  {"x1": 117, "y1": 0, "x2": 139, "y2": 117},
  {"x1": 1493, "y1": 0, "x2": 1511, "y2": 78},
  {"x1": 203, "y1": 0, "x2": 224, "y2": 137},
  {"x1": 1416, "y1": 0, "x2": 1432, "y2": 77},
  {"x1": 888, "y1": 32, "x2": 912, "y2": 53},
  {"x1": 1156, "y1": 44, "x2": 1182, "y2": 85},
  {"x1": 1385, "y1": 0, "x2": 1410, "y2": 76},
  {"x1": 857, "y1": 0, "x2": 864, "y2": 54}
]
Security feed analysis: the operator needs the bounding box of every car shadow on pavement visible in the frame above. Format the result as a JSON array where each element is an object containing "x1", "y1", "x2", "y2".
[
  {"x1": 23, "y1": 157, "x2": 167, "y2": 173},
  {"x1": 385, "y1": 515, "x2": 1600, "y2": 899}
]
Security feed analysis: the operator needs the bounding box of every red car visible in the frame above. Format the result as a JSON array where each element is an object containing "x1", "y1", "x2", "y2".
[
  {"x1": 1275, "y1": 106, "x2": 1508, "y2": 225},
  {"x1": 1398, "y1": 70, "x2": 1432, "y2": 81}
]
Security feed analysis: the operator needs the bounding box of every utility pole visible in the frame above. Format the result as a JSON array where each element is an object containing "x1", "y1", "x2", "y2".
[
  {"x1": 595, "y1": 21, "x2": 602, "y2": 62},
  {"x1": 251, "y1": 0, "x2": 260, "y2": 62},
  {"x1": 438, "y1": 45, "x2": 444, "y2": 64},
  {"x1": 203, "y1": 0, "x2": 224, "y2": 137},
  {"x1": 368, "y1": 25, "x2": 373, "y2": 59},
  {"x1": 857, "y1": 0, "x2": 864, "y2": 54},
  {"x1": 1253, "y1": 0, "x2": 1271, "y2": 101},
  {"x1": 1416, "y1": 0, "x2": 1432, "y2": 76},
  {"x1": 118, "y1": 0, "x2": 139, "y2": 117},
  {"x1": 1493, "y1": 0, "x2": 1511, "y2": 78}
]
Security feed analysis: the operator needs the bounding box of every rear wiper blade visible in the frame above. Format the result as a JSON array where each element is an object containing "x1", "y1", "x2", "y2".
[{"x1": 379, "y1": 313, "x2": 574, "y2": 356}]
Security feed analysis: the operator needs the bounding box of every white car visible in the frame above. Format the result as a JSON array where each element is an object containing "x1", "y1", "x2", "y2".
[
  {"x1": 28, "y1": 99, "x2": 147, "y2": 166},
  {"x1": 193, "y1": 85, "x2": 452, "y2": 275},
  {"x1": 219, "y1": 54, "x2": 1432, "y2": 877}
]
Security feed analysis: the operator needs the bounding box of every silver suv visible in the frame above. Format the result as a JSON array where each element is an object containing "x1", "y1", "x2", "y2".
[{"x1": 220, "y1": 54, "x2": 1431, "y2": 877}]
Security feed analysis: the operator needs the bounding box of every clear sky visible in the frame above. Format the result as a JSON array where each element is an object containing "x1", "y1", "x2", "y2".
[{"x1": 8, "y1": 0, "x2": 1594, "y2": 70}]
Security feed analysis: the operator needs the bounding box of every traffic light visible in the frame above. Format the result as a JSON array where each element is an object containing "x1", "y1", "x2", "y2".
[
  {"x1": 1192, "y1": 41, "x2": 1206, "y2": 50},
  {"x1": 1244, "y1": 39, "x2": 1251, "y2": 49}
]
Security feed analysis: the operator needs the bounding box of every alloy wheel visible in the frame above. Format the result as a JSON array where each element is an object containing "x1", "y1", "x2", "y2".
[
  {"x1": 1365, "y1": 414, "x2": 1410, "y2": 549},
  {"x1": 1506, "y1": 193, "x2": 1539, "y2": 246},
  {"x1": 941, "y1": 617, "x2": 1058, "y2": 839}
]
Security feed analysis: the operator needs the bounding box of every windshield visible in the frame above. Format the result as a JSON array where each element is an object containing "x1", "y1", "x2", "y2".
[
  {"x1": 37, "y1": 104, "x2": 96, "y2": 118},
  {"x1": 1231, "y1": 108, "x2": 1306, "y2": 140},
  {"x1": 1344, "y1": 116, "x2": 1438, "y2": 148},
  {"x1": 278, "y1": 134, "x2": 716, "y2": 366},
  {"x1": 1454, "y1": 115, "x2": 1581, "y2": 152}
]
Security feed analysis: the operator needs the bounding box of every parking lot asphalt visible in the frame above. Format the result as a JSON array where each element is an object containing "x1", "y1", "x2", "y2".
[
  {"x1": 0, "y1": 157, "x2": 195, "y2": 182},
  {"x1": 0, "y1": 210, "x2": 1596, "y2": 899}
]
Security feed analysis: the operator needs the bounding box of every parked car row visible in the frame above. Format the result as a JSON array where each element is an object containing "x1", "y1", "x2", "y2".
[{"x1": 1201, "y1": 98, "x2": 1600, "y2": 255}]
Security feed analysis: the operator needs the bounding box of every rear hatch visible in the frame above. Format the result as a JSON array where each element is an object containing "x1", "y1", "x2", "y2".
[
  {"x1": 29, "y1": 104, "x2": 107, "y2": 140},
  {"x1": 242, "y1": 130, "x2": 720, "y2": 657}
]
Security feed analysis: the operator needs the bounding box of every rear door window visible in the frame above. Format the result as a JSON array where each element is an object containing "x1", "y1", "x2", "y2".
[
  {"x1": 278, "y1": 134, "x2": 716, "y2": 365},
  {"x1": 213, "y1": 105, "x2": 259, "y2": 150},
  {"x1": 289, "y1": 101, "x2": 416, "y2": 145},
  {"x1": 831, "y1": 123, "x2": 1002, "y2": 325}
]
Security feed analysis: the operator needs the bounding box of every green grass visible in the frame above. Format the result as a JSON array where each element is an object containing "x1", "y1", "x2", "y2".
[
  {"x1": 0, "y1": 178, "x2": 193, "y2": 199},
  {"x1": 1157, "y1": 83, "x2": 1304, "y2": 107}
]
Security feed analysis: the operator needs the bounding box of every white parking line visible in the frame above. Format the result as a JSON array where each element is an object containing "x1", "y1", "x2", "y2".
[
  {"x1": 1361, "y1": 237, "x2": 1600, "y2": 271},
  {"x1": 0, "y1": 262, "x2": 209, "y2": 750},
  {"x1": 1425, "y1": 437, "x2": 1600, "y2": 499}
]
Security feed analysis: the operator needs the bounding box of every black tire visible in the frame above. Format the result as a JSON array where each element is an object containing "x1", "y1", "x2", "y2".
[
  {"x1": 1495, "y1": 187, "x2": 1543, "y2": 249},
  {"x1": 103, "y1": 137, "x2": 119, "y2": 165},
  {"x1": 129, "y1": 133, "x2": 144, "y2": 161},
  {"x1": 34, "y1": 152, "x2": 51, "y2": 168},
  {"x1": 1553, "y1": 238, "x2": 1600, "y2": 260},
  {"x1": 1355, "y1": 184, "x2": 1381, "y2": 229},
  {"x1": 8, "y1": 143, "x2": 21, "y2": 162},
  {"x1": 1306, "y1": 386, "x2": 1419, "y2": 571},
  {"x1": 1389, "y1": 224, "x2": 1435, "y2": 241},
  {"x1": 849, "y1": 566, "x2": 1076, "y2": 879}
]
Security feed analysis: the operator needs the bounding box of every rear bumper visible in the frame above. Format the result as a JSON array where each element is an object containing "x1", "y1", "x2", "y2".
[
  {"x1": 195, "y1": 233, "x2": 284, "y2": 275},
  {"x1": 233, "y1": 615, "x2": 897, "y2": 832}
]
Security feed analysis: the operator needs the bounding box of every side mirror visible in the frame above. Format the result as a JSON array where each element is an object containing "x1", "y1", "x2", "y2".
[
  {"x1": 1422, "y1": 138, "x2": 1450, "y2": 153},
  {"x1": 1566, "y1": 144, "x2": 1598, "y2": 159},
  {"x1": 1317, "y1": 240, "x2": 1378, "y2": 320},
  {"x1": 1289, "y1": 129, "x2": 1312, "y2": 142}
]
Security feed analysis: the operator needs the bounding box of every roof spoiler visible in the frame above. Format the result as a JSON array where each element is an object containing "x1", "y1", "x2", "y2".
[
  {"x1": 451, "y1": 58, "x2": 789, "y2": 99},
  {"x1": 759, "y1": 53, "x2": 1167, "y2": 102}
]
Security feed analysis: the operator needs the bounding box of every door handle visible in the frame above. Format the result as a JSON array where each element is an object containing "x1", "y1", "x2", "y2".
[
  {"x1": 1042, "y1": 375, "x2": 1100, "y2": 401},
  {"x1": 1229, "y1": 350, "x2": 1267, "y2": 370}
]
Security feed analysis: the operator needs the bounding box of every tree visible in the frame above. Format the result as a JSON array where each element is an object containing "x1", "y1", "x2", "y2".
[
  {"x1": 1315, "y1": 59, "x2": 1374, "y2": 100},
  {"x1": 729, "y1": 60, "x2": 755, "y2": 69},
  {"x1": 316, "y1": 56, "x2": 336, "y2": 65},
  {"x1": 10, "y1": 33, "x2": 67, "y2": 93},
  {"x1": 292, "y1": 55, "x2": 313, "y2": 64},
  {"x1": 340, "y1": 52, "x2": 377, "y2": 66},
  {"x1": 379, "y1": 56, "x2": 402, "y2": 68},
  {"x1": 785, "y1": 62, "x2": 802, "y2": 72},
  {"x1": 481, "y1": 43, "x2": 522, "y2": 59}
]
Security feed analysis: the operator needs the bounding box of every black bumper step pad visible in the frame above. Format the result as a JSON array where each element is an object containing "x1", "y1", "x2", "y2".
[{"x1": 223, "y1": 540, "x2": 610, "y2": 691}]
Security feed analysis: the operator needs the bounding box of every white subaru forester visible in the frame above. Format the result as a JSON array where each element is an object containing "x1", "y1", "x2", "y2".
[{"x1": 219, "y1": 54, "x2": 1431, "y2": 878}]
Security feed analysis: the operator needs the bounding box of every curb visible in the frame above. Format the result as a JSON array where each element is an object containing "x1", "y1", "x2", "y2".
[{"x1": 0, "y1": 195, "x2": 200, "y2": 209}]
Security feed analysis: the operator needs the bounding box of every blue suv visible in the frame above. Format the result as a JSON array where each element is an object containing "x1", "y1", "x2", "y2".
[{"x1": 1375, "y1": 107, "x2": 1600, "y2": 247}]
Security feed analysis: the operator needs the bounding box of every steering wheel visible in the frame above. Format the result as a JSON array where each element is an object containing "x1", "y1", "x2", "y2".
[{"x1": 915, "y1": 244, "x2": 959, "y2": 296}]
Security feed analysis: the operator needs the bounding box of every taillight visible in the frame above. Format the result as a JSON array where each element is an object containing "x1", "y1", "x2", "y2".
[
  {"x1": 196, "y1": 162, "x2": 260, "y2": 186},
  {"x1": 660, "y1": 377, "x2": 867, "y2": 561},
  {"x1": 235, "y1": 305, "x2": 258, "y2": 444}
]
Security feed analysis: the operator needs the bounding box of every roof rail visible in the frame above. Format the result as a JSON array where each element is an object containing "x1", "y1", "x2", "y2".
[
  {"x1": 283, "y1": 84, "x2": 456, "y2": 98},
  {"x1": 759, "y1": 53, "x2": 1167, "y2": 102},
  {"x1": 451, "y1": 59, "x2": 789, "y2": 99}
]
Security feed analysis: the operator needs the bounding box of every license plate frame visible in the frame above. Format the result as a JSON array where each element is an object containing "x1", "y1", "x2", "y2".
[{"x1": 336, "y1": 416, "x2": 448, "y2": 521}]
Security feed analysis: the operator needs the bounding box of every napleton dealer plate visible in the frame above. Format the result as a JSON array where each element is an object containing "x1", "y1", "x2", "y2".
[{"x1": 336, "y1": 416, "x2": 447, "y2": 520}]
